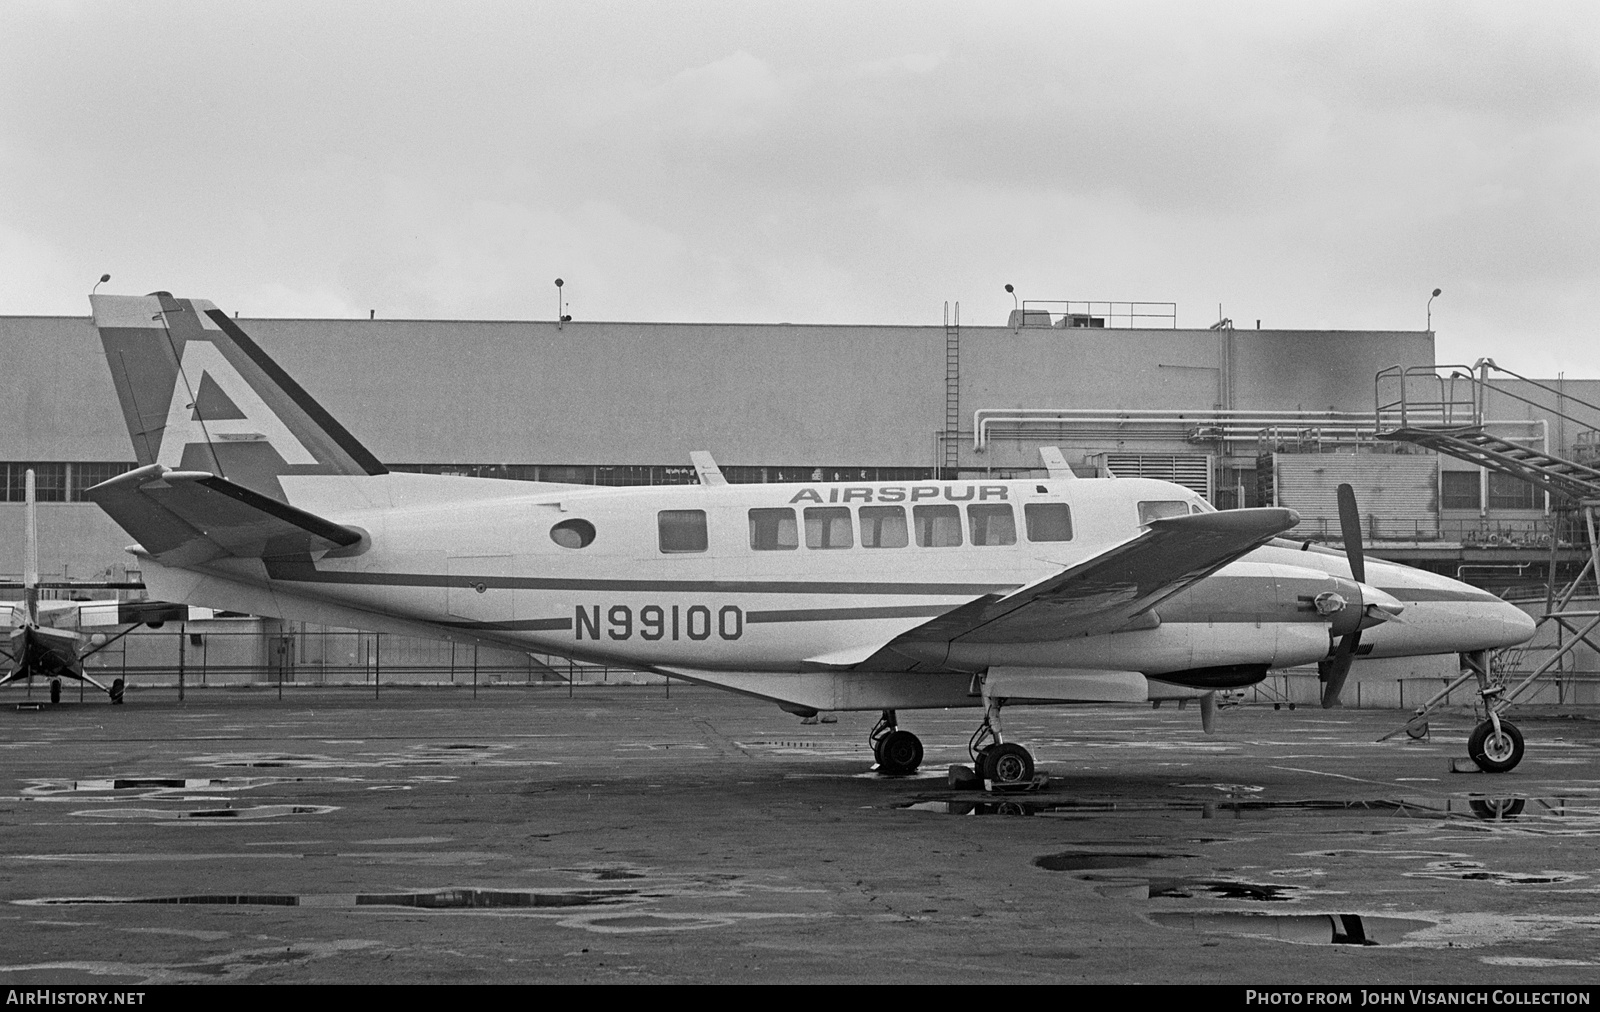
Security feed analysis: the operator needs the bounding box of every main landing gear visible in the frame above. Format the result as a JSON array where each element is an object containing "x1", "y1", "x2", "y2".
[
  {"x1": 870, "y1": 710, "x2": 924, "y2": 775},
  {"x1": 968, "y1": 699, "x2": 1035, "y2": 786}
]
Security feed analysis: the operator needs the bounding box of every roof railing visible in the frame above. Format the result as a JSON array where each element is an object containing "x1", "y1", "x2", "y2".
[{"x1": 1012, "y1": 300, "x2": 1178, "y2": 331}]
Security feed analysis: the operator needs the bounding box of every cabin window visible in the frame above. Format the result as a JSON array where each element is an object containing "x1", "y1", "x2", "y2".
[
  {"x1": 803, "y1": 507, "x2": 853, "y2": 549},
  {"x1": 1137, "y1": 500, "x2": 1189, "y2": 525},
  {"x1": 913, "y1": 504, "x2": 963, "y2": 547},
  {"x1": 550, "y1": 518, "x2": 596, "y2": 549},
  {"x1": 748, "y1": 508, "x2": 799, "y2": 550},
  {"x1": 1024, "y1": 503, "x2": 1074, "y2": 542},
  {"x1": 860, "y1": 506, "x2": 908, "y2": 548},
  {"x1": 657, "y1": 509, "x2": 708, "y2": 553},
  {"x1": 967, "y1": 504, "x2": 1016, "y2": 546}
]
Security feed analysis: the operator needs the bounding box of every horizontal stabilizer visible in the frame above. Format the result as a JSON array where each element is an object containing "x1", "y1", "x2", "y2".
[{"x1": 85, "y1": 464, "x2": 364, "y2": 566}]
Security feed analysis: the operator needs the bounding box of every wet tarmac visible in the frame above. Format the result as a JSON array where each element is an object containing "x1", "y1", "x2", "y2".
[{"x1": 3, "y1": 685, "x2": 1600, "y2": 984}]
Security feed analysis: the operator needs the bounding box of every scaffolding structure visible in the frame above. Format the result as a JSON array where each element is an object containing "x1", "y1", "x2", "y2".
[{"x1": 1375, "y1": 360, "x2": 1600, "y2": 760}]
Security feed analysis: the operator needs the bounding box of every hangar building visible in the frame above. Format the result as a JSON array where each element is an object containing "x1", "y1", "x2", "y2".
[{"x1": 3, "y1": 299, "x2": 1597, "y2": 704}]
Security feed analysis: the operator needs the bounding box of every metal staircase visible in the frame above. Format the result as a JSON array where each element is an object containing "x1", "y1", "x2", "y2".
[
  {"x1": 1375, "y1": 360, "x2": 1600, "y2": 762},
  {"x1": 1380, "y1": 425, "x2": 1600, "y2": 503}
]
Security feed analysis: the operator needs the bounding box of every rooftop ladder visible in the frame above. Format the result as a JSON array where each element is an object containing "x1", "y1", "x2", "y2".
[{"x1": 944, "y1": 301, "x2": 960, "y2": 477}]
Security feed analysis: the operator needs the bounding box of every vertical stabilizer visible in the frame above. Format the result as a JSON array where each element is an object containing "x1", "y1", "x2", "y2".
[{"x1": 89, "y1": 293, "x2": 387, "y2": 503}]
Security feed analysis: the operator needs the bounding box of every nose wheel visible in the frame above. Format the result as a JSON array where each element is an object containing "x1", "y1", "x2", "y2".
[
  {"x1": 1468, "y1": 717, "x2": 1524, "y2": 773},
  {"x1": 869, "y1": 710, "x2": 923, "y2": 775}
]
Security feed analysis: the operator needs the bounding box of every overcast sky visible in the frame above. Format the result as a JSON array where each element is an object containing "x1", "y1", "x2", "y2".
[{"x1": 3, "y1": 1, "x2": 1597, "y2": 376}]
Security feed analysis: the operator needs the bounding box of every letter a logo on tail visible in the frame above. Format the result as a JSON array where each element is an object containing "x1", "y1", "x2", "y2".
[
  {"x1": 91, "y1": 292, "x2": 386, "y2": 501},
  {"x1": 154, "y1": 341, "x2": 317, "y2": 468}
]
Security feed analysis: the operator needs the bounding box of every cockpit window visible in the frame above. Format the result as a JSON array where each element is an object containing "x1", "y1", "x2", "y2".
[
  {"x1": 1024, "y1": 503, "x2": 1073, "y2": 542},
  {"x1": 1137, "y1": 500, "x2": 1190, "y2": 525}
]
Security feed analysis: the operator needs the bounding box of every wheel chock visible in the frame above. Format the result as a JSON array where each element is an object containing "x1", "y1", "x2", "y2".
[
  {"x1": 1450, "y1": 757, "x2": 1484, "y2": 774},
  {"x1": 948, "y1": 764, "x2": 983, "y2": 790},
  {"x1": 985, "y1": 774, "x2": 1050, "y2": 794}
]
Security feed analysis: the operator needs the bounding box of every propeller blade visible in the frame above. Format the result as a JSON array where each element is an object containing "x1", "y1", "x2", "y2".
[
  {"x1": 1321, "y1": 630, "x2": 1361, "y2": 708},
  {"x1": 1200, "y1": 691, "x2": 1216, "y2": 734},
  {"x1": 1337, "y1": 482, "x2": 1365, "y2": 584}
]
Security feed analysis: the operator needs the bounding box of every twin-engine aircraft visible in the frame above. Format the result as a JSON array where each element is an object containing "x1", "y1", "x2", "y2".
[
  {"x1": 3, "y1": 469, "x2": 187, "y2": 703},
  {"x1": 82, "y1": 293, "x2": 1537, "y2": 778}
]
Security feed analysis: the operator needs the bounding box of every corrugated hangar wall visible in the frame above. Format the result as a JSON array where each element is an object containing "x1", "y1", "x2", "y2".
[
  {"x1": 0, "y1": 311, "x2": 1434, "y2": 583},
  {"x1": 0, "y1": 314, "x2": 1433, "y2": 467}
]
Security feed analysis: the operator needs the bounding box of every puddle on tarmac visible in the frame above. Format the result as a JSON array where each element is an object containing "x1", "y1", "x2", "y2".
[
  {"x1": 1150, "y1": 911, "x2": 1434, "y2": 945},
  {"x1": 902, "y1": 795, "x2": 1595, "y2": 822},
  {"x1": 1404, "y1": 861, "x2": 1586, "y2": 885},
  {"x1": 70, "y1": 804, "x2": 338, "y2": 821},
  {"x1": 1031, "y1": 852, "x2": 1181, "y2": 871},
  {"x1": 22, "y1": 776, "x2": 347, "y2": 798},
  {"x1": 18, "y1": 888, "x2": 636, "y2": 909},
  {"x1": 182, "y1": 744, "x2": 553, "y2": 769}
]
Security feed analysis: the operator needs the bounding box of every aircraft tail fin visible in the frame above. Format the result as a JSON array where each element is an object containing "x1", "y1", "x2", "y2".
[{"x1": 89, "y1": 293, "x2": 386, "y2": 503}]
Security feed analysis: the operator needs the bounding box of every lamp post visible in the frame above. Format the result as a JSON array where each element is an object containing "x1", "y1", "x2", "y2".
[
  {"x1": 1427, "y1": 288, "x2": 1442, "y2": 331},
  {"x1": 91, "y1": 274, "x2": 110, "y2": 295}
]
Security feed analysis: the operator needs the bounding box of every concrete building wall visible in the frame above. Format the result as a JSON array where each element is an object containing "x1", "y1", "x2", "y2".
[{"x1": 0, "y1": 314, "x2": 1434, "y2": 468}]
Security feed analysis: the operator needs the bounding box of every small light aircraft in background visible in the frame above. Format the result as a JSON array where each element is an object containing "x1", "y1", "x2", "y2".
[
  {"x1": 81, "y1": 292, "x2": 1536, "y2": 774},
  {"x1": 2, "y1": 469, "x2": 188, "y2": 703}
]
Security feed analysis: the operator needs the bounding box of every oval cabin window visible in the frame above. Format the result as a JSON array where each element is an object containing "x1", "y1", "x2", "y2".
[{"x1": 550, "y1": 518, "x2": 597, "y2": 549}]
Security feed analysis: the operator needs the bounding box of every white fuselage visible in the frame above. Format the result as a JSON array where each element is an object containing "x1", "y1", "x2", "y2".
[{"x1": 129, "y1": 471, "x2": 1536, "y2": 711}]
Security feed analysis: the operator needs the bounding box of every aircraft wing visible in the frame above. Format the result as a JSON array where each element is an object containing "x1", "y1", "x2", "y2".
[
  {"x1": 84, "y1": 464, "x2": 364, "y2": 566},
  {"x1": 860, "y1": 507, "x2": 1299, "y2": 669}
]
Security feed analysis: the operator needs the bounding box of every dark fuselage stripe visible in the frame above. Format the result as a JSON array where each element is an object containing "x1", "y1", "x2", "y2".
[
  {"x1": 262, "y1": 558, "x2": 1009, "y2": 596},
  {"x1": 435, "y1": 618, "x2": 574, "y2": 632},
  {"x1": 745, "y1": 605, "x2": 955, "y2": 624}
]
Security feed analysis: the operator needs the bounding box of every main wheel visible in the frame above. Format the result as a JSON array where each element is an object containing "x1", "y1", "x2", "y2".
[
  {"x1": 876, "y1": 730, "x2": 923, "y2": 775},
  {"x1": 49, "y1": 680, "x2": 61, "y2": 704},
  {"x1": 984, "y1": 743, "x2": 1034, "y2": 785},
  {"x1": 972, "y1": 745, "x2": 996, "y2": 780},
  {"x1": 1468, "y1": 719, "x2": 1524, "y2": 773},
  {"x1": 110, "y1": 678, "x2": 125, "y2": 705}
]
